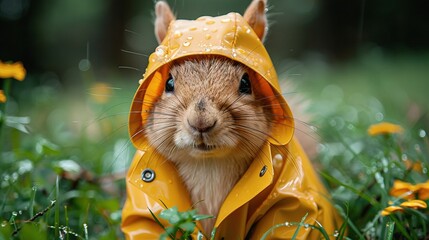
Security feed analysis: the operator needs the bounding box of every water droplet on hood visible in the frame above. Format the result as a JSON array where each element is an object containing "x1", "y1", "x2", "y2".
[
  {"x1": 221, "y1": 18, "x2": 231, "y2": 23},
  {"x1": 155, "y1": 46, "x2": 166, "y2": 57},
  {"x1": 173, "y1": 30, "x2": 182, "y2": 39},
  {"x1": 183, "y1": 41, "x2": 191, "y2": 47},
  {"x1": 223, "y1": 32, "x2": 235, "y2": 46},
  {"x1": 333, "y1": 230, "x2": 339, "y2": 237},
  {"x1": 206, "y1": 20, "x2": 215, "y2": 25}
]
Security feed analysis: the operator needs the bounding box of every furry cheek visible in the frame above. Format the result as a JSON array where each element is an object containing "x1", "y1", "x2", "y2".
[{"x1": 174, "y1": 128, "x2": 194, "y2": 148}]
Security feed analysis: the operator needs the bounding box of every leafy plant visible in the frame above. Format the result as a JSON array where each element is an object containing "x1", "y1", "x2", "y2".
[{"x1": 149, "y1": 206, "x2": 213, "y2": 240}]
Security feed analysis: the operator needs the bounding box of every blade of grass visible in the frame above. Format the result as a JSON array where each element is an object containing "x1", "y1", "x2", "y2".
[
  {"x1": 311, "y1": 220, "x2": 332, "y2": 239},
  {"x1": 148, "y1": 207, "x2": 174, "y2": 239},
  {"x1": 29, "y1": 186, "x2": 36, "y2": 218},
  {"x1": 83, "y1": 223, "x2": 88, "y2": 240},
  {"x1": 389, "y1": 215, "x2": 412, "y2": 240},
  {"x1": 383, "y1": 220, "x2": 395, "y2": 240},
  {"x1": 320, "y1": 171, "x2": 380, "y2": 207},
  {"x1": 336, "y1": 203, "x2": 365, "y2": 240},
  {"x1": 0, "y1": 186, "x2": 11, "y2": 215},
  {"x1": 65, "y1": 205, "x2": 69, "y2": 240},
  {"x1": 291, "y1": 213, "x2": 308, "y2": 240},
  {"x1": 260, "y1": 222, "x2": 289, "y2": 240},
  {"x1": 55, "y1": 176, "x2": 60, "y2": 239}
]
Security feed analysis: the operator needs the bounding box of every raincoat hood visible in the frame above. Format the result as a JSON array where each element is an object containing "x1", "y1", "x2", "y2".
[{"x1": 129, "y1": 12, "x2": 294, "y2": 149}]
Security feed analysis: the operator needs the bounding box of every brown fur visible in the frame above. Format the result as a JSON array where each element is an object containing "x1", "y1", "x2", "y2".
[
  {"x1": 145, "y1": 57, "x2": 273, "y2": 233},
  {"x1": 147, "y1": 0, "x2": 274, "y2": 235}
]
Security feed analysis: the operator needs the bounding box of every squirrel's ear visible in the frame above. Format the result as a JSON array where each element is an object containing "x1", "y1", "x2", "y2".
[
  {"x1": 243, "y1": 0, "x2": 268, "y2": 41},
  {"x1": 154, "y1": 1, "x2": 175, "y2": 43}
]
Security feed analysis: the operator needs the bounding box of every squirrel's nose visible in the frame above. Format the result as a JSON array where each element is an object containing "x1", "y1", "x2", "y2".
[{"x1": 187, "y1": 119, "x2": 217, "y2": 133}]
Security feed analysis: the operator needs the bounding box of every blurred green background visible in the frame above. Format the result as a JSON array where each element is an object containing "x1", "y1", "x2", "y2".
[
  {"x1": 1, "y1": 0, "x2": 428, "y2": 119},
  {"x1": 0, "y1": 0, "x2": 428, "y2": 239}
]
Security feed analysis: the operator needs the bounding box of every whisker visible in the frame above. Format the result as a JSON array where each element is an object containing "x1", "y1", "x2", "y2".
[
  {"x1": 125, "y1": 29, "x2": 145, "y2": 38},
  {"x1": 121, "y1": 49, "x2": 149, "y2": 58},
  {"x1": 118, "y1": 66, "x2": 142, "y2": 71}
]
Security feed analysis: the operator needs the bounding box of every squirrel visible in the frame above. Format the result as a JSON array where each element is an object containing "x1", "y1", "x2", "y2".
[{"x1": 122, "y1": 0, "x2": 341, "y2": 239}]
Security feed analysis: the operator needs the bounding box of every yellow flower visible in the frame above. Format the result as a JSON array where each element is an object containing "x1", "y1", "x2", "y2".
[
  {"x1": 367, "y1": 122, "x2": 403, "y2": 136},
  {"x1": 0, "y1": 90, "x2": 6, "y2": 103},
  {"x1": 381, "y1": 206, "x2": 403, "y2": 216},
  {"x1": 399, "y1": 199, "x2": 427, "y2": 209},
  {"x1": 404, "y1": 159, "x2": 423, "y2": 172},
  {"x1": 0, "y1": 61, "x2": 26, "y2": 81},
  {"x1": 389, "y1": 180, "x2": 418, "y2": 200},
  {"x1": 416, "y1": 180, "x2": 429, "y2": 200},
  {"x1": 89, "y1": 82, "x2": 112, "y2": 103},
  {"x1": 389, "y1": 180, "x2": 429, "y2": 200},
  {"x1": 382, "y1": 200, "x2": 427, "y2": 216}
]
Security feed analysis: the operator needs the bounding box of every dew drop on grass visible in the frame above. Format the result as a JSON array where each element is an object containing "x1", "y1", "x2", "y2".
[
  {"x1": 375, "y1": 112, "x2": 384, "y2": 121},
  {"x1": 375, "y1": 172, "x2": 385, "y2": 189},
  {"x1": 415, "y1": 144, "x2": 421, "y2": 152},
  {"x1": 304, "y1": 223, "x2": 309, "y2": 229},
  {"x1": 419, "y1": 129, "x2": 426, "y2": 138},
  {"x1": 333, "y1": 230, "x2": 339, "y2": 237},
  {"x1": 12, "y1": 211, "x2": 17, "y2": 217},
  {"x1": 83, "y1": 223, "x2": 88, "y2": 239},
  {"x1": 284, "y1": 222, "x2": 290, "y2": 227},
  {"x1": 1, "y1": 221, "x2": 7, "y2": 227}
]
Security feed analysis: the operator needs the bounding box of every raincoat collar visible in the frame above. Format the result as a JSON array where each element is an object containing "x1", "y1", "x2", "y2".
[
  {"x1": 128, "y1": 141, "x2": 274, "y2": 229},
  {"x1": 129, "y1": 12, "x2": 295, "y2": 150}
]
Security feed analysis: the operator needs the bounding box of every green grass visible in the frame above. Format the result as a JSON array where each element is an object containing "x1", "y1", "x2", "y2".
[{"x1": 0, "y1": 52, "x2": 428, "y2": 239}]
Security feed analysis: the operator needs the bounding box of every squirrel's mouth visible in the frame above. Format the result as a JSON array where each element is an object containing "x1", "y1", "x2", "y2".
[{"x1": 194, "y1": 143, "x2": 216, "y2": 151}]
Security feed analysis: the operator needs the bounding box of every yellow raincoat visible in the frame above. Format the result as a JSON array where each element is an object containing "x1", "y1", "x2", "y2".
[{"x1": 122, "y1": 12, "x2": 342, "y2": 239}]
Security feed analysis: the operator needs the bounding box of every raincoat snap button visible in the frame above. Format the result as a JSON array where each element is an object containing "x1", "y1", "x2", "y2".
[
  {"x1": 259, "y1": 165, "x2": 267, "y2": 177},
  {"x1": 141, "y1": 168, "x2": 155, "y2": 182}
]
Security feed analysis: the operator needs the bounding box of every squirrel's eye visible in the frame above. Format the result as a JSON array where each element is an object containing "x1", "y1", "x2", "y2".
[
  {"x1": 238, "y1": 73, "x2": 251, "y2": 94},
  {"x1": 165, "y1": 75, "x2": 174, "y2": 92}
]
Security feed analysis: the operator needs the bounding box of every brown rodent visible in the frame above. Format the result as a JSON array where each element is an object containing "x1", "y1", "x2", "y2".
[
  {"x1": 145, "y1": 0, "x2": 274, "y2": 234},
  {"x1": 122, "y1": 1, "x2": 343, "y2": 238}
]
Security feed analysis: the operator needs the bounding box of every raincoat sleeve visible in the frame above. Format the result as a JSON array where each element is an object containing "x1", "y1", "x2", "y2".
[
  {"x1": 121, "y1": 150, "x2": 164, "y2": 240},
  {"x1": 247, "y1": 139, "x2": 342, "y2": 239}
]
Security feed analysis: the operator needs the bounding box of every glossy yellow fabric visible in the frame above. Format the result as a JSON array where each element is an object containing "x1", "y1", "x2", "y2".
[
  {"x1": 123, "y1": 12, "x2": 342, "y2": 239},
  {"x1": 129, "y1": 13, "x2": 294, "y2": 149}
]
